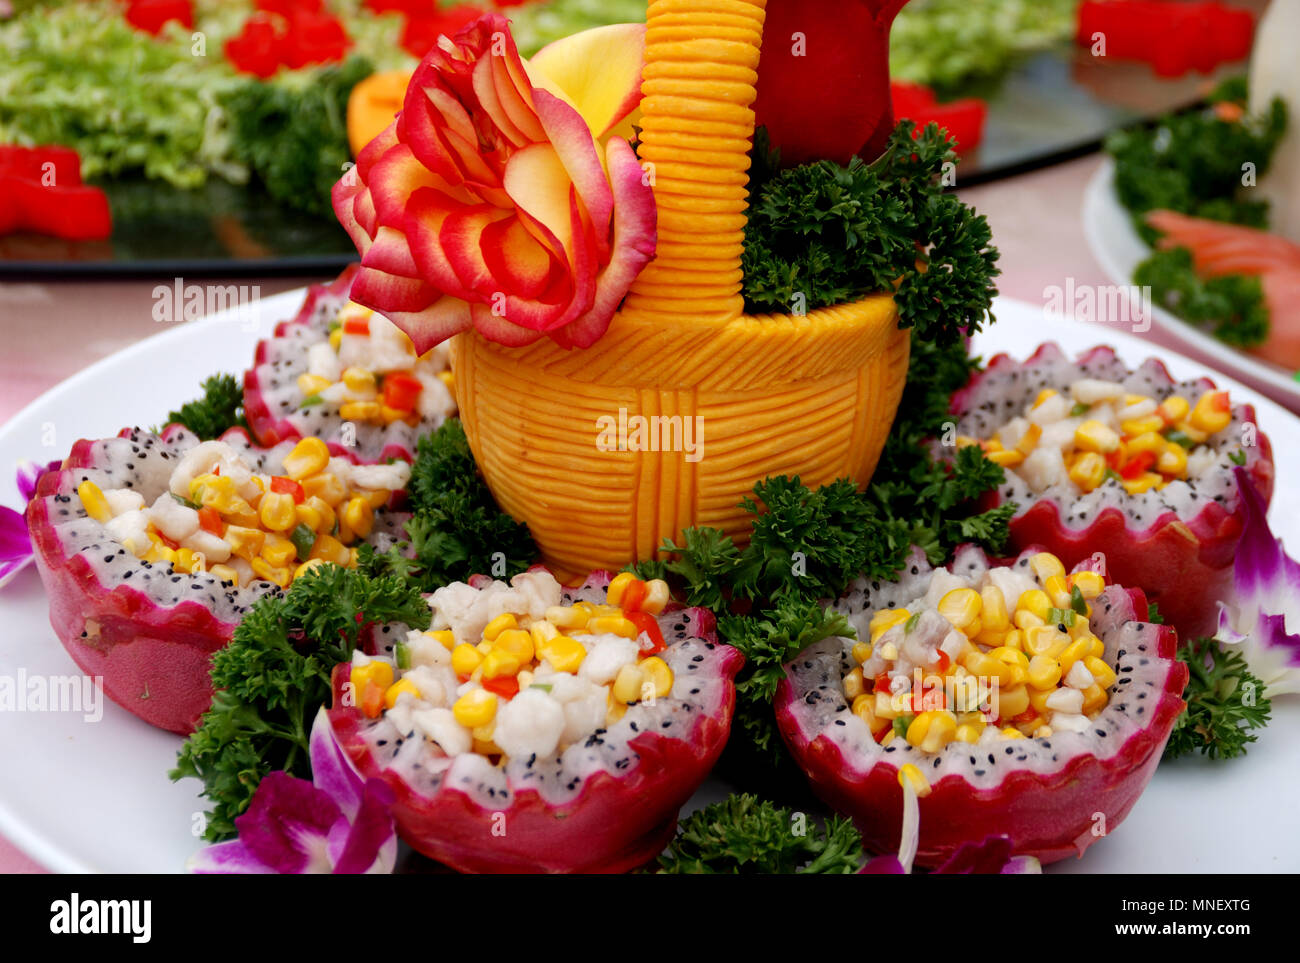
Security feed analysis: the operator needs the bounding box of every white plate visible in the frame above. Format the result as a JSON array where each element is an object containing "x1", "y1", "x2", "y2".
[
  {"x1": 0, "y1": 291, "x2": 1297, "y2": 873},
  {"x1": 1082, "y1": 155, "x2": 1300, "y2": 411}
]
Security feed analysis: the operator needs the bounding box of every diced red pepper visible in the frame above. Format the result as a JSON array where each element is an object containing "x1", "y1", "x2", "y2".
[
  {"x1": 198, "y1": 506, "x2": 225, "y2": 537},
  {"x1": 891, "y1": 81, "x2": 988, "y2": 156},
  {"x1": 343, "y1": 317, "x2": 371, "y2": 336},
  {"x1": 933, "y1": 649, "x2": 950, "y2": 673},
  {"x1": 224, "y1": 14, "x2": 284, "y2": 78},
  {"x1": 1207, "y1": 391, "x2": 1231, "y2": 413},
  {"x1": 619, "y1": 579, "x2": 648, "y2": 614},
  {"x1": 482, "y1": 676, "x2": 520, "y2": 700},
  {"x1": 360, "y1": 681, "x2": 385, "y2": 719},
  {"x1": 873, "y1": 672, "x2": 892, "y2": 694},
  {"x1": 1010, "y1": 709, "x2": 1038, "y2": 726},
  {"x1": 626, "y1": 610, "x2": 665, "y2": 654},
  {"x1": 1075, "y1": 1, "x2": 1254, "y2": 78},
  {"x1": 0, "y1": 176, "x2": 112, "y2": 241},
  {"x1": 270, "y1": 475, "x2": 306, "y2": 503},
  {"x1": 381, "y1": 372, "x2": 423, "y2": 413},
  {"x1": 154, "y1": 529, "x2": 180, "y2": 551},
  {"x1": 1119, "y1": 451, "x2": 1157, "y2": 480},
  {"x1": 125, "y1": 0, "x2": 194, "y2": 36}
]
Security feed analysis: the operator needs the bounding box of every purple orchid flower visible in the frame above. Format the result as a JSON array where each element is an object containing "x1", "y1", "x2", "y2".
[
  {"x1": 188, "y1": 709, "x2": 398, "y2": 874},
  {"x1": 859, "y1": 777, "x2": 1040, "y2": 875},
  {"x1": 0, "y1": 459, "x2": 60, "y2": 590},
  {"x1": 1213, "y1": 467, "x2": 1300, "y2": 697}
]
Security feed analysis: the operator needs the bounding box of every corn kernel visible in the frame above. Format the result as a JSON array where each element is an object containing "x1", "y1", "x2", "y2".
[
  {"x1": 545, "y1": 605, "x2": 588, "y2": 630},
  {"x1": 612, "y1": 663, "x2": 644, "y2": 704},
  {"x1": 979, "y1": 586, "x2": 1010, "y2": 634},
  {"x1": 310, "y1": 533, "x2": 350, "y2": 566},
  {"x1": 963, "y1": 652, "x2": 1015, "y2": 687},
  {"x1": 1017, "y1": 588, "x2": 1051, "y2": 622},
  {"x1": 259, "y1": 491, "x2": 297, "y2": 532},
  {"x1": 1058, "y1": 638, "x2": 1092, "y2": 675},
  {"x1": 341, "y1": 367, "x2": 376, "y2": 395},
  {"x1": 1084, "y1": 656, "x2": 1117, "y2": 689},
  {"x1": 1044, "y1": 574, "x2": 1072, "y2": 609},
  {"x1": 851, "y1": 642, "x2": 873, "y2": 665},
  {"x1": 1033, "y1": 388, "x2": 1059, "y2": 408},
  {"x1": 1033, "y1": 725, "x2": 1054, "y2": 739},
  {"x1": 482, "y1": 648, "x2": 522, "y2": 679},
  {"x1": 1024, "y1": 625, "x2": 1070, "y2": 659},
  {"x1": 897, "y1": 763, "x2": 931, "y2": 796},
  {"x1": 222, "y1": 525, "x2": 262, "y2": 561},
  {"x1": 906, "y1": 710, "x2": 958, "y2": 753},
  {"x1": 1082, "y1": 684, "x2": 1109, "y2": 714},
  {"x1": 452, "y1": 689, "x2": 497, "y2": 728},
  {"x1": 302, "y1": 473, "x2": 347, "y2": 506},
  {"x1": 1068, "y1": 451, "x2": 1107, "y2": 493},
  {"x1": 1027, "y1": 655, "x2": 1062, "y2": 690},
  {"x1": 843, "y1": 667, "x2": 865, "y2": 701},
  {"x1": 873, "y1": 690, "x2": 899, "y2": 721},
  {"x1": 339, "y1": 401, "x2": 382, "y2": 422},
  {"x1": 76, "y1": 480, "x2": 112, "y2": 523},
  {"x1": 209, "y1": 563, "x2": 239, "y2": 586},
  {"x1": 427, "y1": 629, "x2": 456, "y2": 651},
  {"x1": 587, "y1": 615, "x2": 638, "y2": 638},
  {"x1": 529, "y1": 621, "x2": 559, "y2": 648},
  {"x1": 989, "y1": 646, "x2": 1029, "y2": 672},
  {"x1": 640, "y1": 656, "x2": 674, "y2": 699},
  {"x1": 384, "y1": 678, "x2": 421, "y2": 709},
  {"x1": 999, "y1": 685, "x2": 1031, "y2": 719},
  {"x1": 1189, "y1": 390, "x2": 1232, "y2": 435},
  {"x1": 293, "y1": 558, "x2": 329, "y2": 582},
  {"x1": 1120, "y1": 415, "x2": 1165, "y2": 437},
  {"x1": 987, "y1": 449, "x2": 1025, "y2": 468},
  {"x1": 451, "y1": 643, "x2": 483, "y2": 678},
  {"x1": 351, "y1": 660, "x2": 393, "y2": 698},
  {"x1": 482, "y1": 613, "x2": 517, "y2": 641},
  {"x1": 1028, "y1": 686, "x2": 1053, "y2": 714},
  {"x1": 261, "y1": 533, "x2": 297, "y2": 568},
  {"x1": 1000, "y1": 629, "x2": 1025, "y2": 652},
  {"x1": 281, "y1": 437, "x2": 331, "y2": 480},
  {"x1": 851, "y1": 693, "x2": 878, "y2": 730},
  {"x1": 955, "y1": 723, "x2": 982, "y2": 743},
  {"x1": 328, "y1": 327, "x2": 343, "y2": 352},
  {"x1": 1029, "y1": 552, "x2": 1066, "y2": 583},
  {"x1": 493, "y1": 628, "x2": 534, "y2": 664},
  {"x1": 297, "y1": 373, "x2": 332, "y2": 397},
  {"x1": 250, "y1": 556, "x2": 290, "y2": 586},
  {"x1": 340, "y1": 496, "x2": 374, "y2": 539},
  {"x1": 1074, "y1": 420, "x2": 1121, "y2": 454},
  {"x1": 537, "y1": 635, "x2": 586, "y2": 673},
  {"x1": 1122, "y1": 471, "x2": 1163, "y2": 495},
  {"x1": 1014, "y1": 422, "x2": 1043, "y2": 456},
  {"x1": 869, "y1": 608, "x2": 911, "y2": 643},
  {"x1": 937, "y1": 588, "x2": 982, "y2": 632},
  {"x1": 1069, "y1": 570, "x2": 1105, "y2": 600},
  {"x1": 1157, "y1": 443, "x2": 1188, "y2": 477},
  {"x1": 294, "y1": 502, "x2": 323, "y2": 532},
  {"x1": 1126, "y1": 431, "x2": 1167, "y2": 457},
  {"x1": 642, "y1": 579, "x2": 671, "y2": 615},
  {"x1": 1000, "y1": 727, "x2": 1025, "y2": 740},
  {"x1": 1158, "y1": 395, "x2": 1190, "y2": 424},
  {"x1": 606, "y1": 572, "x2": 637, "y2": 606}
]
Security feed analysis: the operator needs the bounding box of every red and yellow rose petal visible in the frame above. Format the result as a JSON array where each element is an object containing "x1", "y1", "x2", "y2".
[{"x1": 527, "y1": 23, "x2": 646, "y2": 142}]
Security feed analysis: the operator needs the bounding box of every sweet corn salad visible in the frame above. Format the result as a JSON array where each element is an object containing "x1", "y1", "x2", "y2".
[
  {"x1": 959, "y1": 381, "x2": 1236, "y2": 496},
  {"x1": 844, "y1": 552, "x2": 1118, "y2": 751},
  {"x1": 353, "y1": 572, "x2": 676, "y2": 762},
  {"x1": 75, "y1": 436, "x2": 408, "y2": 589},
  {"x1": 297, "y1": 302, "x2": 456, "y2": 429}
]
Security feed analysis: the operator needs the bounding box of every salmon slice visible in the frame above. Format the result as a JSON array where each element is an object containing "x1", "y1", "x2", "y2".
[{"x1": 1144, "y1": 209, "x2": 1300, "y2": 370}]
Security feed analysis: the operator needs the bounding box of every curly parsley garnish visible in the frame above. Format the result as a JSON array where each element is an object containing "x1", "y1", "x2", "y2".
[
  {"x1": 161, "y1": 373, "x2": 247, "y2": 439},
  {"x1": 657, "y1": 794, "x2": 863, "y2": 874},
  {"x1": 1164, "y1": 637, "x2": 1271, "y2": 762}
]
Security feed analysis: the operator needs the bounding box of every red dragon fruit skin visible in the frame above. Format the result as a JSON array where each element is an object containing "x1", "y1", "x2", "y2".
[
  {"x1": 950, "y1": 343, "x2": 1275, "y2": 637},
  {"x1": 329, "y1": 572, "x2": 743, "y2": 874},
  {"x1": 26, "y1": 424, "x2": 404, "y2": 734},
  {"x1": 776, "y1": 547, "x2": 1187, "y2": 867}
]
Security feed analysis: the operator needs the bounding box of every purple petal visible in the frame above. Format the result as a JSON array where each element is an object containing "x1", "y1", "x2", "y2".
[
  {"x1": 309, "y1": 706, "x2": 365, "y2": 821},
  {"x1": 1001, "y1": 855, "x2": 1043, "y2": 874},
  {"x1": 859, "y1": 855, "x2": 905, "y2": 874},
  {"x1": 232, "y1": 771, "x2": 343, "y2": 874},
  {"x1": 15, "y1": 459, "x2": 59, "y2": 504},
  {"x1": 186, "y1": 838, "x2": 279, "y2": 874},
  {"x1": 330, "y1": 778, "x2": 397, "y2": 874},
  {"x1": 0, "y1": 505, "x2": 31, "y2": 559},
  {"x1": 1215, "y1": 468, "x2": 1300, "y2": 695}
]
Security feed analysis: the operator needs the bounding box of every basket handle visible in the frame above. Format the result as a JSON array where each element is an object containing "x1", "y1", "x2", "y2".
[{"x1": 622, "y1": 0, "x2": 767, "y2": 324}]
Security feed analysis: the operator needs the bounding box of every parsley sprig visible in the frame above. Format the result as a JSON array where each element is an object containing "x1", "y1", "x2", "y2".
[
  {"x1": 1164, "y1": 637, "x2": 1271, "y2": 761},
  {"x1": 742, "y1": 121, "x2": 1000, "y2": 346},
  {"x1": 358, "y1": 420, "x2": 537, "y2": 592},
  {"x1": 160, "y1": 373, "x2": 247, "y2": 439},
  {"x1": 172, "y1": 565, "x2": 431, "y2": 841},
  {"x1": 657, "y1": 794, "x2": 863, "y2": 874}
]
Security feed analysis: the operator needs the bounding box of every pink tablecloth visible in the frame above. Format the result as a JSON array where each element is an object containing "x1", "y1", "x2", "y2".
[{"x1": 0, "y1": 153, "x2": 1287, "y2": 871}]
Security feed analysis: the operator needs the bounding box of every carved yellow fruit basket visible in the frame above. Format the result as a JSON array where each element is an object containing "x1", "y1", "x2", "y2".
[{"x1": 450, "y1": 0, "x2": 910, "y2": 579}]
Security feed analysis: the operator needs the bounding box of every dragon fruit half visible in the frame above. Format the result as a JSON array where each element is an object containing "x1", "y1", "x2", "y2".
[
  {"x1": 776, "y1": 545, "x2": 1187, "y2": 867},
  {"x1": 328, "y1": 570, "x2": 742, "y2": 873},
  {"x1": 26, "y1": 425, "x2": 409, "y2": 734},
  {"x1": 243, "y1": 267, "x2": 457, "y2": 463},
  {"x1": 950, "y1": 343, "x2": 1274, "y2": 637}
]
